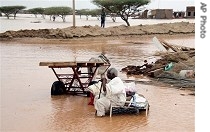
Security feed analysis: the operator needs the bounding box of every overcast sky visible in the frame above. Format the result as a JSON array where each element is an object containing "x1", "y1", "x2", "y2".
[{"x1": 0, "y1": 0, "x2": 194, "y2": 11}]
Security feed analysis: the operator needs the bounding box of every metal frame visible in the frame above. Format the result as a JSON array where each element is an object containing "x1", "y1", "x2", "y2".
[{"x1": 44, "y1": 62, "x2": 110, "y2": 95}]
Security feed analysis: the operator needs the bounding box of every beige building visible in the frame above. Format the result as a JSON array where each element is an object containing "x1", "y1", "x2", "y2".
[
  {"x1": 147, "y1": 9, "x2": 173, "y2": 19},
  {"x1": 186, "y1": 6, "x2": 195, "y2": 18}
]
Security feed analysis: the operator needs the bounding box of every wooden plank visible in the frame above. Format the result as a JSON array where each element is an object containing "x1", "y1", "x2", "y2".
[
  {"x1": 39, "y1": 62, "x2": 77, "y2": 66},
  {"x1": 39, "y1": 61, "x2": 106, "y2": 67},
  {"x1": 160, "y1": 40, "x2": 178, "y2": 52},
  {"x1": 87, "y1": 63, "x2": 96, "y2": 66}
]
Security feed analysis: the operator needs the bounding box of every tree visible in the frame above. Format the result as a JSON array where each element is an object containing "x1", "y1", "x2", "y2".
[
  {"x1": 44, "y1": 6, "x2": 72, "y2": 22},
  {"x1": 27, "y1": 8, "x2": 45, "y2": 18},
  {"x1": 92, "y1": 0, "x2": 150, "y2": 26},
  {"x1": 0, "y1": 6, "x2": 26, "y2": 19},
  {"x1": 76, "y1": 9, "x2": 101, "y2": 20},
  {"x1": 76, "y1": 9, "x2": 90, "y2": 19},
  {"x1": 88, "y1": 9, "x2": 102, "y2": 17}
]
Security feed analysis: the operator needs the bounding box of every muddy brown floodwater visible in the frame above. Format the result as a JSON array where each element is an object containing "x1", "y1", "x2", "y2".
[{"x1": 0, "y1": 35, "x2": 194, "y2": 131}]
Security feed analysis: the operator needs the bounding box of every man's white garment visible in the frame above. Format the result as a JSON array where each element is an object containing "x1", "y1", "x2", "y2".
[{"x1": 94, "y1": 77, "x2": 126, "y2": 116}]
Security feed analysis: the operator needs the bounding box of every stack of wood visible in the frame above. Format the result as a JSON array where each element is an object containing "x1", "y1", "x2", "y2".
[
  {"x1": 121, "y1": 37, "x2": 195, "y2": 78},
  {"x1": 159, "y1": 39, "x2": 194, "y2": 52}
]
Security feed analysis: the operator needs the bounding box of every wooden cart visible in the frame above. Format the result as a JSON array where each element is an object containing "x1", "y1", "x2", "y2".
[{"x1": 39, "y1": 61, "x2": 110, "y2": 96}]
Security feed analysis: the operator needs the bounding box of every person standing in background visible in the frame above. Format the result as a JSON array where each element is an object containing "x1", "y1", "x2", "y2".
[{"x1": 101, "y1": 7, "x2": 106, "y2": 28}]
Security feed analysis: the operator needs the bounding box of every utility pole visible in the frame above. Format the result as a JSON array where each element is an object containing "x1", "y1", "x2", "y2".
[
  {"x1": 158, "y1": 0, "x2": 160, "y2": 9},
  {"x1": 72, "y1": 0, "x2": 75, "y2": 27}
]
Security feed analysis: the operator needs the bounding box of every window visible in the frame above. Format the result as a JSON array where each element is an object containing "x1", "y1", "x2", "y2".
[{"x1": 188, "y1": 12, "x2": 191, "y2": 16}]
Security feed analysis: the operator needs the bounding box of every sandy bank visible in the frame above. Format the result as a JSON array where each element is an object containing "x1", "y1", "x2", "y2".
[{"x1": 0, "y1": 22, "x2": 194, "y2": 42}]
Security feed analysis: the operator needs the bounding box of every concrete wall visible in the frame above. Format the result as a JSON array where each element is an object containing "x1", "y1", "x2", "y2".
[
  {"x1": 149, "y1": 9, "x2": 173, "y2": 19},
  {"x1": 165, "y1": 9, "x2": 173, "y2": 19},
  {"x1": 155, "y1": 9, "x2": 165, "y2": 19},
  {"x1": 142, "y1": 10, "x2": 148, "y2": 19}
]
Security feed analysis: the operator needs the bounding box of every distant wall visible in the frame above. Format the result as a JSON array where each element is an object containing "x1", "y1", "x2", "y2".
[
  {"x1": 165, "y1": 9, "x2": 173, "y2": 19},
  {"x1": 142, "y1": 10, "x2": 148, "y2": 19},
  {"x1": 155, "y1": 9, "x2": 165, "y2": 19},
  {"x1": 149, "y1": 9, "x2": 173, "y2": 19}
]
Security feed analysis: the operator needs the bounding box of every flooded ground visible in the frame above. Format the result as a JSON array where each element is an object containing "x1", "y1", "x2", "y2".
[
  {"x1": 0, "y1": 36, "x2": 194, "y2": 131},
  {"x1": 0, "y1": 14, "x2": 195, "y2": 33}
]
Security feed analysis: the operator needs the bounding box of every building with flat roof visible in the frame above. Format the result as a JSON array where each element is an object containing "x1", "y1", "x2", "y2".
[
  {"x1": 147, "y1": 9, "x2": 173, "y2": 19},
  {"x1": 186, "y1": 6, "x2": 195, "y2": 18}
]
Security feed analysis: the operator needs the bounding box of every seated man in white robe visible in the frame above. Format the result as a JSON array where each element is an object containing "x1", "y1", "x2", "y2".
[{"x1": 94, "y1": 68, "x2": 126, "y2": 117}]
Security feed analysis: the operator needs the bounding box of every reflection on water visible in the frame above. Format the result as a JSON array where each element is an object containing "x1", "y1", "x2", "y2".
[{"x1": 0, "y1": 37, "x2": 194, "y2": 131}]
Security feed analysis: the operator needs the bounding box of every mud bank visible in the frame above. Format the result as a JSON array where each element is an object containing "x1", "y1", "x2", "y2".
[{"x1": 0, "y1": 22, "x2": 194, "y2": 40}]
